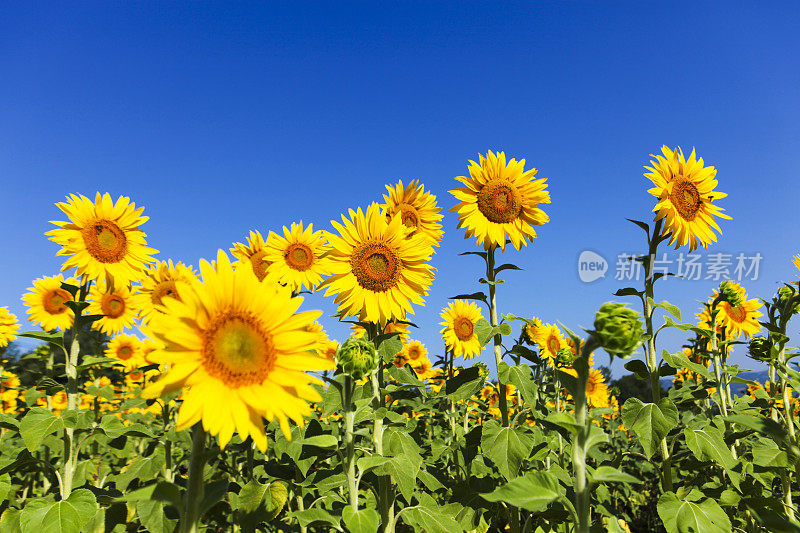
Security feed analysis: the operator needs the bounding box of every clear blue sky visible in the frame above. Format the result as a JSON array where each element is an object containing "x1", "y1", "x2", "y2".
[{"x1": 2, "y1": 2, "x2": 799, "y2": 377}]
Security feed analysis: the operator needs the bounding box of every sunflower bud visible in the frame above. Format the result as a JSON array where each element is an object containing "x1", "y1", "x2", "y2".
[
  {"x1": 593, "y1": 303, "x2": 645, "y2": 357},
  {"x1": 718, "y1": 281, "x2": 743, "y2": 308},
  {"x1": 748, "y1": 336, "x2": 772, "y2": 362},
  {"x1": 475, "y1": 362, "x2": 490, "y2": 383},
  {"x1": 555, "y1": 348, "x2": 575, "y2": 368},
  {"x1": 777, "y1": 287, "x2": 800, "y2": 315},
  {"x1": 336, "y1": 338, "x2": 379, "y2": 380}
]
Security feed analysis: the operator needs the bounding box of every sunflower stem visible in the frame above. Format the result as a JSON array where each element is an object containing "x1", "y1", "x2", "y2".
[
  {"x1": 571, "y1": 340, "x2": 597, "y2": 533},
  {"x1": 487, "y1": 247, "x2": 510, "y2": 427},
  {"x1": 180, "y1": 424, "x2": 207, "y2": 533},
  {"x1": 60, "y1": 286, "x2": 85, "y2": 500},
  {"x1": 343, "y1": 374, "x2": 358, "y2": 512}
]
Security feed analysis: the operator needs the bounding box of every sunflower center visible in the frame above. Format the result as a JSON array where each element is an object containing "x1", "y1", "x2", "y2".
[
  {"x1": 44, "y1": 289, "x2": 72, "y2": 315},
  {"x1": 82, "y1": 220, "x2": 128, "y2": 263},
  {"x1": 548, "y1": 336, "x2": 560, "y2": 355},
  {"x1": 394, "y1": 203, "x2": 421, "y2": 233},
  {"x1": 284, "y1": 243, "x2": 314, "y2": 272},
  {"x1": 727, "y1": 303, "x2": 747, "y2": 323},
  {"x1": 671, "y1": 181, "x2": 702, "y2": 221},
  {"x1": 152, "y1": 281, "x2": 178, "y2": 306},
  {"x1": 454, "y1": 317, "x2": 474, "y2": 341},
  {"x1": 117, "y1": 346, "x2": 134, "y2": 360},
  {"x1": 249, "y1": 250, "x2": 271, "y2": 281},
  {"x1": 408, "y1": 347, "x2": 421, "y2": 360},
  {"x1": 393, "y1": 353, "x2": 408, "y2": 367},
  {"x1": 477, "y1": 180, "x2": 523, "y2": 223},
  {"x1": 351, "y1": 242, "x2": 401, "y2": 292},
  {"x1": 202, "y1": 312, "x2": 275, "y2": 388},
  {"x1": 102, "y1": 294, "x2": 126, "y2": 319}
]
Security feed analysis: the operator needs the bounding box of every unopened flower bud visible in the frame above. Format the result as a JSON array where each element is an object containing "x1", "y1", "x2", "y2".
[
  {"x1": 336, "y1": 338, "x2": 378, "y2": 380},
  {"x1": 593, "y1": 303, "x2": 645, "y2": 357},
  {"x1": 748, "y1": 336, "x2": 772, "y2": 362}
]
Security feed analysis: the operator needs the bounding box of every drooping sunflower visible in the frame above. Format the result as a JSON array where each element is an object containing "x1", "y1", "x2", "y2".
[
  {"x1": 230, "y1": 230, "x2": 272, "y2": 281},
  {"x1": 141, "y1": 250, "x2": 334, "y2": 452},
  {"x1": 22, "y1": 274, "x2": 78, "y2": 331},
  {"x1": 46, "y1": 193, "x2": 158, "y2": 285},
  {"x1": 0, "y1": 307, "x2": 20, "y2": 348},
  {"x1": 450, "y1": 150, "x2": 550, "y2": 250},
  {"x1": 87, "y1": 283, "x2": 139, "y2": 335},
  {"x1": 440, "y1": 300, "x2": 483, "y2": 360},
  {"x1": 534, "y1": 323, "x2": 567, "y2": 365},
  {"x1": 264, "y1": 222, "x2": 334, "y2": 292},
  {"x1": 382, "y1": 179, "x2": 444, "y2": 247},
  {"x1": 134, "y1": 260, "x2": 198, "y2": 325},
  {"x1": 106, "y1": 334, "x2": 145, "y2": 372},
  {"x1": 714, "y1": 283, "x2": 762, "y2": 339},
  {"x1": 645, "y1": 146, "x2": 731, "y2": 252},
  {"x1": 319, "y1": 203, "x2": 435, "y2": 325}
]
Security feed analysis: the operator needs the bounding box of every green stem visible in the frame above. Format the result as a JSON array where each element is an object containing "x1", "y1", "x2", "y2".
[
  {"x1": 777, "y1": 343, "x2": 796, "y2": 522},
  {"x1": 343, "y1": 375, "x2": 358, "y2": 512},
  {"x1": 487, "y1": 247, "x2": 509, "y2": 427},
  {"x1": 572, "y1": 343, "x2": 596, "y2": 533},
  {"x1": 60, "y1": 302, "x2": 83, "y2": 498},
  {"x1": 180, "y1": 424, "x2": 207, "y2": 533}
]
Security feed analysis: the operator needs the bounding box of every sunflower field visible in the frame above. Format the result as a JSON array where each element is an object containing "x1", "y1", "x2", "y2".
[{"x1": 0, "y1": 147, "x2": 798, "y2": 533}]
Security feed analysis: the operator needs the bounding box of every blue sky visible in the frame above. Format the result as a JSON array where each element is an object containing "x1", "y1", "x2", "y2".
[{"x1": 2, "y1": 2, "x2": 799, "y2": 377}]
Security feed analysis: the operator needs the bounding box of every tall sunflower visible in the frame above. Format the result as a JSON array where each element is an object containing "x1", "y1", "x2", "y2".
[
  {"x1": 47, "y1": 193, "x2": 158, "y2": 285},
  {"x1": 22, "y1": 274, "x2": 78, "y2": 331},
  {"x1": 87, "y1": 283, "x2": 139, "y2": 335},
  {"x1": 230, "y1": 230, "x2": 272, "y2": 281},
  {"x1": 440, "y1": 300, "x2": 483, "y2": 360},
  {"x1": 264, "y1": 222, "x2": 334, "y2": 292},
  {"x1": 450, "y1": 150, "x2": 550, "y2": 250},
  {"x1": 645, "y1": 146, "x2": 731, "y2": 252},
  {"x1": 141, "y1": 250, "x2": 334, "y2": 452},
  {"x1": 534, "y1": 323, "x2": 567, "y2": 365},
  {"x1": 319, "y1": 203, "x2": 435, "y2": 325},
  {"x1": 106, "y1": 334, "x2": 145, "y2": 372},
  {"x1": 382, "y1": 179, "x2": 444, "y2": 247},
  {"x1": 134, "y1": 260, "x2": 198, "y2": 325},
  {"x1": 0, "y1": 307, "x2": 20, "y2": 348}
]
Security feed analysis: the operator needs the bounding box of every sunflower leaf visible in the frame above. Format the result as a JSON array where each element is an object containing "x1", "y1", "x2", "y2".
[{"x1": 19, "y1": 331, "x2": 65, "y2": 352}]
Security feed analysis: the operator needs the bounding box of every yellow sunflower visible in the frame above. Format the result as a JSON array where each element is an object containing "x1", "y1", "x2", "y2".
[
  {"x1": 319, "y1": 203, "x2": 435, "y2": 325},
  {"x1": 0, "y1": 307, "x2": 20, "y2": 348},
  {"x1": 106, "y1": 334, "x2": 145, "y2": 372},
  {"x1": 715, "y1": 283, "x2": 762, "y2": 339},
  {"x1": 534, "y1": 323, "x2": 566, "y2": 365},
  {"x1": 521, "y1": 316, "x2": 543, "y2": 345},
  {"x1": 87, "y1": 283, "x2": 139, "y2": 335},
  {"x1": 134, "y1": 260, "x2": 198, "y2": 325},
  {"x1": 230, "y1": 230, "x2": 272, "y2": 281},
  {"x1": 450, "y1": 150, "x2": 550, "y2": 250},
  {"x1": 563, "y1": 368, "x2": 609, "y2": 408},
  {"x1": 645, "y1": 146, "x2": 731, "y2": 252},
  {"x1": 46, "y1": 193, "x2": 158, "y2": 285},
  {"x1": 22, "y1": 274, "x2": 78, "y2": 331},
  {"x1": 440, "y1": 300, "x2": 483, "y2": 360},
  {"x1": 794, "y1": 255, "x2": 800, "y2": 276},
  {"x1": 141, "y1": 250, "x2": 334, "y2": 452},
  {"x1": 404, "y1": 340, "x2": 428, "y2": 367},
  {"x1": 351, "y1": 320, "x2": 411, "y2": 342},
  {"x1": 382, "y1": 179, "x2": 444, "y2": 247},
  {"x1": 264, "y1": 222, "x2": 334, "y2": 292}
]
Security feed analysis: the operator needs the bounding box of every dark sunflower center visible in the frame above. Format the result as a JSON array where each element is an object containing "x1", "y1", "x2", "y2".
[
  {"x1": 82, "y1": 220, "x2": 128, "y2": 263},
  {"x1": 727, "y1": 303, "x2": 747, "y2": 323},
  {"x1": 152, "y1": 281, "x2": 178, "y2": 306},
  {"x1": 454, "y1": 317, "x2": 474, "y2": 341},
  {"x1": 102, "y1": 294, "x2": 126, "y2": 319},
  {"x1": 202, "y1": 312, "x2": 275, "y2": 388},
  {"x1": 393, "y1": 353, "x2": 408, "y2": 368},
  {"x1": 408, "y1": 347, "x2": 421, "y2": 360},
  {"x1": 548, "y1": 336, "x2": 560, "y2": 355},
  {"x1": 117, "y1": 345, "x2": 134, "y2": 360},
  {"x1": 396, "y1": 203, "x2": 420, "y2": 232},
  {"x1": 44, "y1": 289, "x2": 72, "y2": 314},
  {"x1": 671, "y1": 180, "x2": 702, "y2": 221},
  {"x1": 284, "y1": 243, "x2": 314, "y2": 271},
  {"x1": 351, "y1": 242, "x2": 401, "y2": 292},
  {"x1": 249, "y1": 250, "x2": 271, "y2": 281},
  {"x1": 477, "y1": 180, "x2": 523, "y2": 223}
]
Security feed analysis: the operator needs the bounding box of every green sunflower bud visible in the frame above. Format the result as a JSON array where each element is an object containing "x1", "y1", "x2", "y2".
[
  {"x1": 748, "y1": 336, "x2": 772, "y2": 362},
  {"x1": 555, "y1": 348, "x2": 575, "y2": 368},
  {"x1": 475, "y1": 362, "x2": 490, "y2": 383},
  {"x1": 718, "y1": 281, "x2": 743, "y2": 307},
  {"x1": 336, "y1": 337, "x2": 379, "y2": 380},
  {"x1": 777, "y1": 287, "x2": 800, "y2": 315},
  {"x1": 593, "y1": 302, "x2": 645, "y2": 357}
]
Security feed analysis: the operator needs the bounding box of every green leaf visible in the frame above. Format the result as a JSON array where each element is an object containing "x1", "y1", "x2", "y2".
[
  {"x1": 495, "y1": 263, "x2": 523, "y2": 274},
  {"x1": 19, "y1": 407, "x2": 65, "y2": 452},
  {"x1": 0, "y1": 474, "x2": 11, "y2": 503},
  {"x1": 621, "y1": 398, "x2": 678, "y2": 458},
  {"x1": 19, "y1": 331, "x2": 65, "y2": 352},
  {"x1": 114, "y1": 481, "x2": 182, "y2": 510},
  {"x1": 445, "y1": 365, "x2": 484, "y2": 401},
  {"x1": 662, "y1": 350, "x2": 713, "y2": 380},
  {"x1": 301, "y1": 434, "x2": 338, "y2": 449},
  {"x1": 0, "y1": 508, "x2": 22, "y2": 533},
  {"x1": 342, "y1": 507, "x2": 379, "y2": 533},
  {"x1": 662, "y1": 317, "x2": 712, "y2": 338},
  {"x1": 287, "y1": 508, "x2": 339, "y2": 528},
  {"x1": 450, "y1": 292, "x2": 488, "y2": 305},
  {"x1": 588, "y1": 466, "x2": 641, "y2": 485},
  {"x1": 474, "y1": 318, "x2": 494, "y2": 346},
  {"x1": 401, "y1": 500, "x2": 462, "y2": 533},
  {"x1": 657, "y1": 492, "x2": 731, "y2": 533},
  {"x1": 542, "y1": 412, "x2": 581, "y2": 435},
  {"x1": 20, "y1": 489, "x2": 98, "y2": 533},
  {"x1": 615, "y1": 287, "x2": 643, "y2": 298},
  {"x1": 498, "y1": 362, "x2": 537, "y2": 404},
  {"x1": 377, "y1": 336, "x2": 403, "y2": 364},
  {"x1": 649, "y1": 298, "x2": 682, "y2": 321},
  {"x1": 0, "y1": 412, "x2": 20, "y2": 431},
  {"x1": 198, "y1": 479, "x2": 229, "y2": 517},
  {"x1": 357, "y1": 455, "x2": 392, "y2": 474},
  {"x1": 684, "y1": 426, "x2": 737, "y2": 471},
  {"x1": 624, "y1": 359, "x2": 650, "y2": 380},
  {"x1": 752, "y1": 441, "x2": 789, "y2": 468},
  {"x1": 480, "y1": 419, "x2": 534, "y2": 480},
  {"x1": 481, "y1": 471, "x2": 561, "y2": 512},
  {"x1": 388, "y1": 365, "x2": 424, "y2": 387}
]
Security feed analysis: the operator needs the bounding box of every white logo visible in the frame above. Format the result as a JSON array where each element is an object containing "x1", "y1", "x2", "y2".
[{"x1": 578, "y1": 251, "x2": 608, "y2": 283}]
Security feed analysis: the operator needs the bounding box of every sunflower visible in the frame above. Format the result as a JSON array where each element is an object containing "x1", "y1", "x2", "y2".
[
  {"x1": 521, "y1": 316, "x2": 543, "y2": 345},
  {"x1": 382, "y1": 179, "x2": 444, "y2": 247},
  {"x1": 440, "y1": 300, "x2": 483, "y2": 360},
  {"x1": 403, "y1": 340, "x2": 427, "y2": 367},
  {"x1": 563, "y1": 368, "x2": 609, "y2": 408},
  {"x1": 134, "y1": 260, "x2": 198, "y2": 325},
  {"x1": 0, "y1": 307, "x2": 20, "y2": 348},
  {"x1": 141, "y1": 250, "x2": 334, "y2": 452},
  {"x1": 106, "y1": 334, "x2": 145, "y2": 372},
  {"x1": 264, "y1": 222, "x2": 334, "y2": 292},
  {"x1": 351, "y1": 320, "x2": 411, "y2": 343},
  {"x1": 46, "y1": 193, "x2": 158, "y2": 285},
  {"x1": 534, "y1": 323, "x2": 567, "y2": 365},
  {"x1": 319, "y1": 203, "x2": 435, "y2": 325},
  {"x1": 698, "y1": 283, "x2": 762, "y2": 340},
  {"x1": 645, "y1": 146, "x2": 731, "y2": 252},
  {"x1": 450, "y1": 150, "x2": 550, "y2": 250},
  {"x1": 1, "y1": 371, "x2": 21, "y2": 404},
  {"x1": 87, "y1": 283, "x2": 139, "y2": 335},
  {"x1": 230, "y1": 230, "x2": 272, "y2": 281},
  {"x1": 22, "y1": 275, "x2": 78, "y2": 331}
]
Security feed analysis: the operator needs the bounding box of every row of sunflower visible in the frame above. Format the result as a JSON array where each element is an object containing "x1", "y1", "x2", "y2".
[{"x1": 0, "y1": 146, "x2": 796, "y2": 533}]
